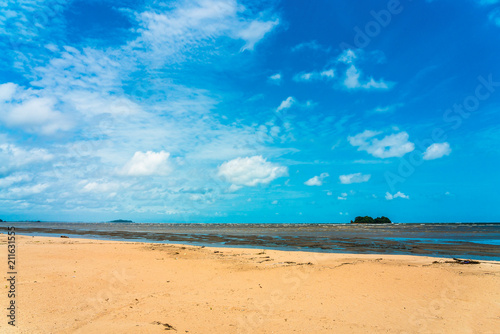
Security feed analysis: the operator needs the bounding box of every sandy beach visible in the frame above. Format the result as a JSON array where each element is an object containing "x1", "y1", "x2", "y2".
[{"x1": 1, "y1": 235, "x2": 499, "y2": 333}]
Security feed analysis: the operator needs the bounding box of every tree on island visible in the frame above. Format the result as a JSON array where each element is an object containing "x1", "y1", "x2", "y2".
[
  {"x1": 351, "y1": 216, "x2": 392, "y2": 224},
  {"x1": 109, "y1": 219, "x2": 134, "y2": 223}
]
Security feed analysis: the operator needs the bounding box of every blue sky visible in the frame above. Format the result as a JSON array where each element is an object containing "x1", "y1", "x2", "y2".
[{"x1": 0, "y1": 0, "x2": 499, "y2": 223}]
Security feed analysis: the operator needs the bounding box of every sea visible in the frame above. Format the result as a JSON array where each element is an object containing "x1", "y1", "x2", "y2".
[{"x1": 2, "y1": 221, "x2": 500, "y2": 261}]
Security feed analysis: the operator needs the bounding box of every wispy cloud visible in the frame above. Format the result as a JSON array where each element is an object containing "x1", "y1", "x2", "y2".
[
  {"x1": 488, "y1": 8, "x2": 500, "y2": 26},
  {"x1": 339, "y1": 173, "x2": 371, "y2": 184},
  {"x1": 293, "y1": 69, "x2": 334, "y2": 82},
  {"x1": 291, "y1": 40, "x2": 331, "y2": 53},
  {"x1": 268, "y1": 73, "x2": 282, "y2": 84}
]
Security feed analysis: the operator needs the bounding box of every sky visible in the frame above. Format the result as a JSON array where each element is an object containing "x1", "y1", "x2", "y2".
[{"x1": 0, "y1": 0, "x2": 499, "y2": 223}]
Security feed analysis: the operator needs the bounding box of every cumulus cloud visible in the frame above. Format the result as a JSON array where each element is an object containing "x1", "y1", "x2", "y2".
[
  {"x1": 120, "y1": 151, "x2": 171, "y2": 176},
  {"x1": 0, "y1": 82, "x2": 17, "y2": 101},
  {"x1": 385, "y1": 191, "x2": 409, "y2": 200},
  {"x1": 348, "y1": 130, "x2": 415, "y2": 159},
  {"x1": 0, "y1": 83, "x2": 72, "y2": 135},
  {"x1": 423, "y1": 142, "x2": 452, "y2": 160},
  {"x1": 218, "y1": 155, "x2": 288, "y2": 188},
  {"x1": 304, "y1": 172, "x2": 329, "y2": 186},
  {"x1": 339, "y1": 173, "x2": 371, "y2": 184}
]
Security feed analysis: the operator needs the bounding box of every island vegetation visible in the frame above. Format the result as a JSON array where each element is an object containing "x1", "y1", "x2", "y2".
[
  {"x1": 108, "y1": 219, "x2": 134, "y2": 223},
  {"x1": 350, "y1": 216, "x2": 392, "y2": 224}
]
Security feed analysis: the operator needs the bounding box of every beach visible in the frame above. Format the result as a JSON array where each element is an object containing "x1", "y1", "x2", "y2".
[{"x1": 1, "y1": 235, "x2": 499, "y2": 333}]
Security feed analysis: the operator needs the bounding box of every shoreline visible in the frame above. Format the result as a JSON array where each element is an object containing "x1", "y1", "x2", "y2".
[
  {"x1": 1, "y1": 235, "x2": 499, "y2": 333},
  {"x1": 5, "y1": 223, "x2": 500, "y2": 261}
]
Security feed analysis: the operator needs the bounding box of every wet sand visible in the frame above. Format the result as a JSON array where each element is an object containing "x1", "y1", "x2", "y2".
[
  {"x1": 7, "y1": 222, "x2": 500, "y2": 260},
  {"x1": 1, "y1": 235, "x2": 499, "y2": 333}
]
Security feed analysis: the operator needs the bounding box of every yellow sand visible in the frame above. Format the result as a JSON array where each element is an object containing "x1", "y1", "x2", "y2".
[{"x1": 1, "y1": 235, "x2": 499, "y2": 333}]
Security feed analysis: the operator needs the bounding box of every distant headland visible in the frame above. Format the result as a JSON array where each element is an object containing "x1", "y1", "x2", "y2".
[
  {"x1": 108, "y1": 219, "x2": 134, "y2": 223},
  {"x1": 350, "y1": 216, "x2": 392, "y2": 224}
]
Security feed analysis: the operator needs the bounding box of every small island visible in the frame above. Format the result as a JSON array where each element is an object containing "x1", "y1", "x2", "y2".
[
  {"x1": 108, "y1": 219, "x2": 134, "y2": 223},
  {"x1": 350, "y1": 216, "x2": 392, "y2": 224}
]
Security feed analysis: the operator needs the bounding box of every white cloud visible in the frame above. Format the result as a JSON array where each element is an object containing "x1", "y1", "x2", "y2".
[
  {"x1": 370, "y1": 103, "x2": 404, "y2": 114},
  {"x1": 0, "y1": 173, "x2": 32, "y2": 188},
  {"x1": 294, "y1": 72, "x2": 313, "y2": 81},
  {"x1": 218, "y1": 155, "x2": 288, "y2": 187},
  {"x1": 271, "y1": 200, "x2": 278, "y2": 204},
  {"x1": 344, "y1": 65, "x2": 391, "y2": 90},
  {"x1": 0, "y1": 0, "x2": 292, "y2": 217},
  {"x1": 0, "y1": 84, "x2": 73, "y2": 135},
  {"x1": 348, "y1": 130, "x2": 415, "y2": 158},
  {"x1": 335, "y1": 49, "x2": 394, "y2": 90},
  {"x1": 9, "y1": 183, "x2": 49, "y2": 196},
  {"x1": 0, "y1": 82, "x2": 17, "y2": 101},
  {"x1": 339, "y1": 173, "x2": 371, "y2": 184},
  {"x1": 82, "y1": 181, "x2": 121, "y2": 193},
  {"x1": 120, "y1": 151, "x2": 171, "y2": 176},
  {"x1": 291, "y1": 40, "x2": 330, "y2": 52},
  {"x1": 276, "y1": 96, "x2": 295, "y2": 112},
  {"x1": 134, "y1": 0, "x2": 280, "y2": 62},
  {"x1": 268, "y1": 73, "x2": 282, "y2": 84},
  {"x1": 385, "y1": 191, "x2": 409, "y2": 200},
  {"x1": 293, "y1": 69, "x2": 334, "y2": 82},
  {"x1": 304, "y1": 172, "x2": 329, "y2": 186},
  {"x1": 320, "y1": 69, "x2": 334, "y2": 78},
  {"x1": 423, "y1": 142, "x2": 452, "y2": 160},
  {"x1": 238, "y1": 19, "x2": 279, "y2": 51},
  {"x1": 0, "y1": 144, "x2": 53, "y2": 169},
  {"x1": 337, "y1": 192, "x2": 347, "y2": 200},
  {"x1": 337, "y1": 49, "x2": 357, "y2": 64},
  {"x1": 481, "y1": 0, "x2": 500, "y2": 5},
  {"x1": 488, "y1": 8, "x2": 500, "y2": 26}
]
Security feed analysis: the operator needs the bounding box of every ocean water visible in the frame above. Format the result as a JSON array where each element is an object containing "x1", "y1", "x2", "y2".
[{"x1": 2, "y1": 222, "x2": 500, "y2": 261}]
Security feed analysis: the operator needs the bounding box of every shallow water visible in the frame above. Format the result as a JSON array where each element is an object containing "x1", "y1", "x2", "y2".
[{"x1": 2, "y1": 222, "x2": 500, "y2": 261}]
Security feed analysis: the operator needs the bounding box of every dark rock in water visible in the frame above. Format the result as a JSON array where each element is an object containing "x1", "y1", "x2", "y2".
[
  {"x1": 351, "y1": 216, "x2": 392, "y2": 224},
  {"x1": 60, "y1": 235, "x2": 69, "y2": 238},
  {"x1": 108, "y1": 219, "x2": 134, "y2": 223}
]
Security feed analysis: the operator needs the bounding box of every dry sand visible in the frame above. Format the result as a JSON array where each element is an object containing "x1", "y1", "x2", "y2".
[{"x1": 1, "y1": 235, "x2": 499, "y2": 333}]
